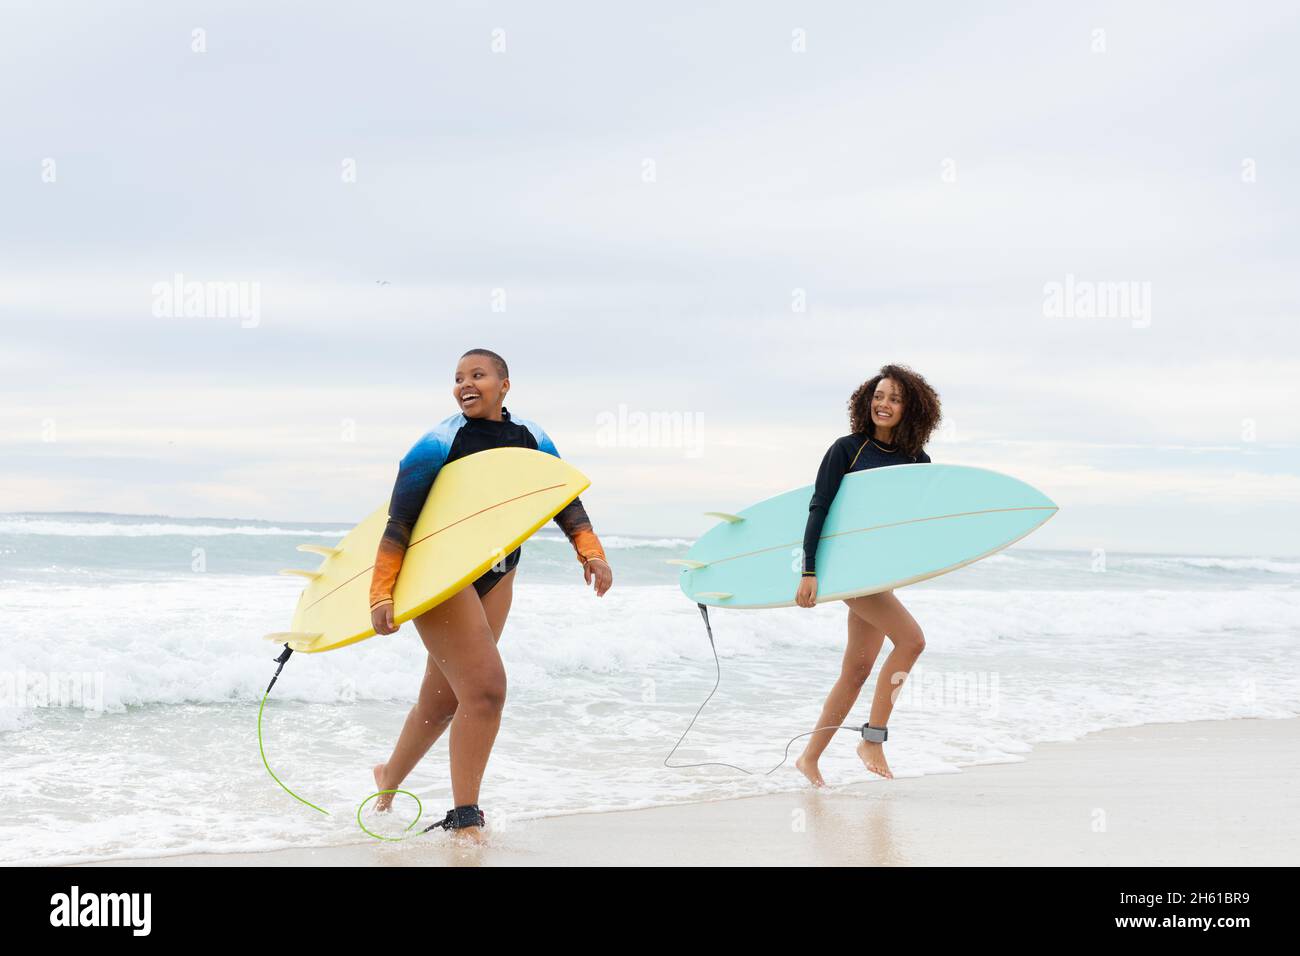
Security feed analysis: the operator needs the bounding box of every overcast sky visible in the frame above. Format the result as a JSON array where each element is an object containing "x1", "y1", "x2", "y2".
[{"x1": 2, "y1": 1, "x2": 1297, "y2": 555}]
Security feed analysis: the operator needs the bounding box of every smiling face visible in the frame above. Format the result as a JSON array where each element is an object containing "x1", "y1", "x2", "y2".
[
  {"x1": 870, "y1": 377, "x2": 905, "y2": 437},
  {"x1": 453, "y1": 354, "x2": 508, "y2": 420}
]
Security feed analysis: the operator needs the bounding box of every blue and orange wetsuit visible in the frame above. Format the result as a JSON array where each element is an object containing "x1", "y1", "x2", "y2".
[
  {"x1": 369, "y1": 408, "x2": 605, "y2": 611},
  {"x1": 801, "y1": 434, "x2": 931, "y2": 576}
]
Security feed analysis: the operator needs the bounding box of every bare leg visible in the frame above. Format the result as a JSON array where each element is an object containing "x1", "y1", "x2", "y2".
[
  {"x1": 844, "y1": 590, "x2": 926, "y2": 779},
  {"x1": 373, "y1": 571, "x2": 515, "y2": 811},
  {"x1": 796, "y1": 607, "x2": 886, "y2": 787},
  {"x1": 372, "y1": 662, "x2": 455, "y2": 811}
]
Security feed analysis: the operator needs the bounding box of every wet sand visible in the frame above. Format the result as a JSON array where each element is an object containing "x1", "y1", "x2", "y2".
[{"x1": 78, "y1": 717, "x2": 1299, "y2": 867}]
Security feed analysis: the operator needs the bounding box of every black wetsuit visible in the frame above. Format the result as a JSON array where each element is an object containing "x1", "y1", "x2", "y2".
[
  {"x1": 370, "y1": 407, "x2": 603, "y2": 607},
  {"x1": 801, "y1": 434, "x2": 931, "y2": 575},
  {"x1": 441, "y1": 411, "x2": 533, "y2": 595}
]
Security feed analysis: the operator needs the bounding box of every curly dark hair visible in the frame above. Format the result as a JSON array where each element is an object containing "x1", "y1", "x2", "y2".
[{"x1": 847, "y1": 364, "x2": 942, "y2": 458}]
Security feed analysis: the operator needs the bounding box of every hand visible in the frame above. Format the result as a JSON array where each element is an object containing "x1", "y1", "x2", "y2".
[
  {"x1": 371, "y1": 602, "x2": 398, "y2": 635},
  {"x1": 583, "y1": 557, "x2": 613, "y2": 597},
  {"x1": 795, "y1": 575, "x2": 818, "y2": 608}
]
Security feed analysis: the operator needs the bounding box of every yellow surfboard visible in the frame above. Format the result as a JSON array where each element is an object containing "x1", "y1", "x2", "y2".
[{"x1": 266, "y1": 447, "x2": 590, "y2": 653}]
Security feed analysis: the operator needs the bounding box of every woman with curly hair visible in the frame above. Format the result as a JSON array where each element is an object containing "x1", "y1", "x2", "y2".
[{"x1": 793, "y1": 364, "x2": 942, "y2": 786}]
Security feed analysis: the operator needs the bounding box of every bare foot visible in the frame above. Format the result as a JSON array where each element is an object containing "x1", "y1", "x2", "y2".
[
  {"x1": 451, "y1": 826, "x2": 485, "y2": 845},
  {"x1": 856, "y1": 740, "x2": 894, "y2": 779},
  {"x1": 795, "y1": 752, "x2": 828, "y2": 788},
  {"x1": 372, "y1": 763, "x2": 394, "y2": 811}
]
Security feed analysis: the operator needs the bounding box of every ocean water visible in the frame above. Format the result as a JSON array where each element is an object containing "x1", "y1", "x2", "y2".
[{"x1": 1, "y1": 511, "x2": 1297, "y2": 864}]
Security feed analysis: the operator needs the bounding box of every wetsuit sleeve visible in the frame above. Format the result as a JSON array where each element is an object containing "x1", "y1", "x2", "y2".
[
  {"x1": 530, "y1": 425, "x2": 607, "y2": 565},
  {"x1": 369, "y1": 433, "x2": 450, "y2": 610},
  {"x1": 916, "y1": 449, "x2": 932, "y2": 463},
  {"x1": 801, "y1": 439, "x2": 855, "y2": 575},
  {"x1": 553, "y1": 498, "x2": 606, "y2": 564}
]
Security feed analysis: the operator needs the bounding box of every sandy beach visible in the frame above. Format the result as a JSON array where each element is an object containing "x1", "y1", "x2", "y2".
[{"x1": 79, "y1": 717, "x2": 1298, "y2": 867}]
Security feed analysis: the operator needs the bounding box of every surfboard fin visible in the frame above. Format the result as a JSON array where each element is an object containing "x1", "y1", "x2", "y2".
[
  {"x1": 695, "y1": 591, "x2": 734, "y2": 600},
  {"x1": 263, "y1": 631, "x2": 323, "y2": 650},
  {"x1": 279, "y1": 569, "x2": 323, "y2": 580},
  {"x1": 296, "y1": 544, "x2": 342, "y2": 557},
  {"x1": 703, "y1": 512, "x2": 744, "y2": 524},
  {"x1": 665, "y1": 559, "x2": 707, "y2": 569}
]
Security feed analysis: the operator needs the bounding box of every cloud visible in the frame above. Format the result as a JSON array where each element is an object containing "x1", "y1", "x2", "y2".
[{"x1": 1, "y1": 1, "x2": 1296, "y2": 555}]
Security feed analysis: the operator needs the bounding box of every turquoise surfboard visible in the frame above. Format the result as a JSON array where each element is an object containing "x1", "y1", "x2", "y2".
[{"x1": 675, "y1": 464, "x2": 1057, "y2": 608}]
